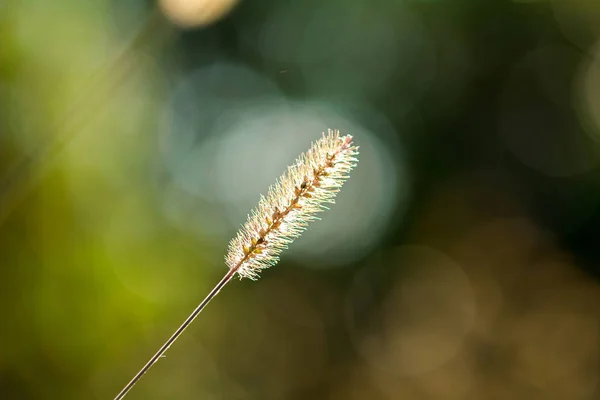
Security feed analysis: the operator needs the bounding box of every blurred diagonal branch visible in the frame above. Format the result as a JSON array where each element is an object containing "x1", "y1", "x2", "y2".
[{"x1": 0, "y1": 8, "x2": 172, "y2": 225}]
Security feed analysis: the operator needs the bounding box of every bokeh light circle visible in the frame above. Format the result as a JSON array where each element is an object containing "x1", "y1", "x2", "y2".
[
  {"x1": 499, "y1": 45, "x2": 600, "y2": 177},
  {"x1": 210, "y1": 101, "x2": 405, "y2": 266},
  {"x1": 346, "y1": 245, "x2": 477, "y2": 376},
  {"x1": 160, "y1": 73, "x2": 409, "y2": 267},
  {"x1": 159, "y1": 0, "x2": 240, "y2": 28},
  {"x1": 551, "y1": 0, "x2": 600, "y2": 49},
  {"x1": 238, "y1": 0, "x2": 435, "y2": 102}
]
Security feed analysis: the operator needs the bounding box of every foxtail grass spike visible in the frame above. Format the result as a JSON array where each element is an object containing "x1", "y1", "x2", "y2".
[
  {"x1": 226, "y1": 129, "x2": 359, "y2": 279},
  {"x1": 114, "y1": 129, "x2": 358, "y2": 400}
]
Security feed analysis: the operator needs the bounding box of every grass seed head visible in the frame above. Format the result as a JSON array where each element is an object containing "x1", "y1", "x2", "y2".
[{"x1": 225, "y1": 129, "x2": 359, "y2": 280}]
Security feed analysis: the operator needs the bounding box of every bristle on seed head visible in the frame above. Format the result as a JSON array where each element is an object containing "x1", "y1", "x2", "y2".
[{"x1": 225, "y1": 129, "x2": 359, "y2": 280}]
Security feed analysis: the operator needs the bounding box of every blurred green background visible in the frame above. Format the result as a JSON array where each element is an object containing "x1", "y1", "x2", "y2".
[{"x1": 1, "y1": 0, "x2": 599, "y2": 399}]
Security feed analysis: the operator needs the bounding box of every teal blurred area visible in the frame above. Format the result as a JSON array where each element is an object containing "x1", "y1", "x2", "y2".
[{"x1": 0, "y1": 0, "x2": 599, "y2": 399}]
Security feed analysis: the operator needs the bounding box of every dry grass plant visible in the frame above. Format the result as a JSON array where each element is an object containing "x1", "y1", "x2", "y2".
[{"x1": 114, "y1": 129, "x2": 359, "y2": 399}]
